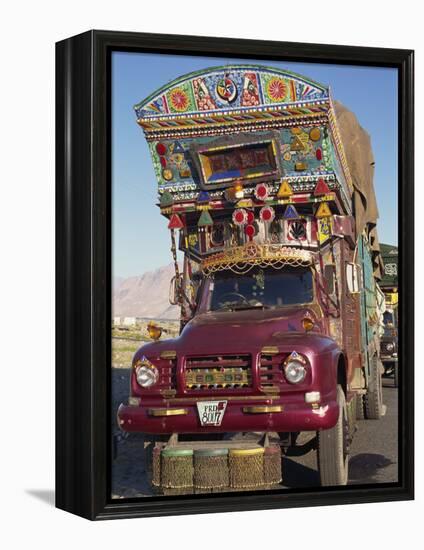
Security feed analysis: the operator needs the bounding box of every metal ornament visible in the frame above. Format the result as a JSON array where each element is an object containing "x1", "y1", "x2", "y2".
[
  {"x1": 259, "y1": 206, "x2": 275, "y2": 223},
  {"x1": 232, "y1": 208, "x2": 248, "y2": 226}
]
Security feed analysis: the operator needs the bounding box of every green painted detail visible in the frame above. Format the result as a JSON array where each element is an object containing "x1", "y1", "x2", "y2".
[
  {"x1": 162, "y1": 448, "x2": 194, "y2": 457},
  {"x1": 194, "y1": 448, "x2": 229, "y2": 457},
  {"x1": 197, "y1": 210, "x2": 213, "y2": 227},
  {"x1": 160, "y1": 191, "x2": 174, "y2": 207}
]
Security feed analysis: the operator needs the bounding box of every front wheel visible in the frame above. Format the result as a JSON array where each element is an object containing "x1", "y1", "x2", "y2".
[{"x1": 317, "y1": 385, "x2": 349, "y2": 486}]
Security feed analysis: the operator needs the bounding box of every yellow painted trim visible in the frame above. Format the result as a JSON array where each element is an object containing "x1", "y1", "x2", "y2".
[
  {"x1": 159, "y1": 350, "x2": 177, "y2": 359},
  {"x1": 229, "y1": 447, "x2": 265, "y2": 457},
  {"x1": 261, "y1": 346, "x2": 279, "y2": 355},
  {"x1": 147, "y1": 408, "x2": 188, "y2": 417},
  {"x1": 242, "y1": 405, "x2": 284, "y2": 414}
]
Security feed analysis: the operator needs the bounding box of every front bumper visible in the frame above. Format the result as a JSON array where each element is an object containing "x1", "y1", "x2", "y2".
[{"x1": 117, "y1": 392, "x2": 339, "y2": 434}]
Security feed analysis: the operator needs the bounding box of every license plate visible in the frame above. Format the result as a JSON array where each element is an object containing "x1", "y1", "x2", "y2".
[{"x1": 196, "y1": 400, "x2": 227, "y2": 426}]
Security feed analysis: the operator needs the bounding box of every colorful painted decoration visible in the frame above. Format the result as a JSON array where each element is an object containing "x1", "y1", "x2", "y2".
[
  {"x1": 172, "y1": 141, "x2": 185, "y2": 154},
  {"x1": 162, "y1": 168, "x2": 173, "y2": 181},
  {"x1": 179, "y1": 167, "x2": 191, "y2": 178},
  {"x1": 168, "y1": 213, "x2": 184, "y2": 230},
  {"x1": 317, "y1": 217, "x2": 332, "y2": 244},
  {"x1": 284, "y1": 204, "x2": 299, "y2": 219},
  {"x1": 309, "y1": 128, "x2": 321, "y2": 141},
  {"x1": 259, "y1": 206, "x2": 275, "y2": 223},
  {"x1": 245, "y1": 224, "x2": 256, "y2": 241},
  {"x1": 241, "y1": 72, "x2": 260, "y2": 106},
  {"x1": 277, "y1": 180, "x2": 293, "y2": 198},
  {"x1": 264, "y1": 76, "x2": 288, "y2": 103},
  {"x1": 290, "y1": 135, "x2": 306, "y2": 151},
  {"x1": 160, "y1": 156, "x2": 167, "y2": 168},
  {"x1": 193, "y1": 77, "x2": 217, "y2": 111},
  {"x1": 160, "y1": 191, "x2": 173, "y2": 207},
  {"x1": 314, "y1": 178, "x2": 331, "y2": 196},
  {"x1": 295, "y1": 162, "x2": 307, "y2": 171},
  {"x1": 216, "y1": 77, "x2": 237, "y2": 103},
  {"x1": 236, "y1": 198, "x2": 254, "y2": 208},
  {"x1": 197, "y1": 190, "x2": 210, "y2": 203},
  {"x1": 168, "y1": 87, "x2": 191, "y2": 112},
  {"x1": 315, "y1": 201, "x2": 332, "y2": 218},
  {"x1": 156, "y1": 142, "x2": 167, "y2": 156},
  {"x1": 135, "y1": 65, "x2": 328, "y2": 120},
  {"x1": 287, "y1": 219, "x2": 307, "y2": 241},
  {"x1": 316, "y1": 148, "x2": 322, "y2": 161},
  {"x1": 254, "y1": 183, "x2": 269, "y2": 201},
  {"x1": 198, "y1": 210, "x2": 214, "y2": 227},
  {"x1": 232, "y1": 208, "x2": 248, "y2": 226}
]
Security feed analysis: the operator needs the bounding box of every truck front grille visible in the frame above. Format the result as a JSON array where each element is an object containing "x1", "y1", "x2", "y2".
[
  {"x1": 185, "y1": 354, "x2": 252, "y2": 390},
  {"x1": 259, "y1": 352, "x2": 285, "y2": 390}
]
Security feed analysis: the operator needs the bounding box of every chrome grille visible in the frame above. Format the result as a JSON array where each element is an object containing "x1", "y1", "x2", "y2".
[
  {"x1": 185, "y1": 354, "x2": 252, "y2": 390},
  {"x1": 259, "y1": 353, "x2": 285, "y2": 390}
]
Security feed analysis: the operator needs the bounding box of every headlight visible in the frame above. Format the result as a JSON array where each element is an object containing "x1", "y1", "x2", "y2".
[
  {"x1": 134, "y1": 357, "x2": 159, "y2": 388},
  {"x1": 283, "y1": 352, "x2": 307, "y2": 384},
  {"x1": 386, "y1": 343, "x2": 394, "y2": 352}
]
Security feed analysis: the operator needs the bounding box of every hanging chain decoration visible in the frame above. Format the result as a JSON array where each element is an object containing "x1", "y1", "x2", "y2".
[
  {"x1": 170, "y1": 228, "x2": 196, "y2": 314},
  {"x1": 201, "y1": 243, "x2": 312, "y2": 276}
]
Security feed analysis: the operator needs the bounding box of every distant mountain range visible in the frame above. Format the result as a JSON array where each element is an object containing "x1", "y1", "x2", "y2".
[{"x1": 113, "y1": 263, "x2": 180, "y2": 320}]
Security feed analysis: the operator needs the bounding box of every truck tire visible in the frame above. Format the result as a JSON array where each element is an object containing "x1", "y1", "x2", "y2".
[
  {"x1": 317, "y1": 385, "x2": 349, "y2": 486},
  {"x1": 355, "y1": 394, "x2": 365, "y2": 420},
  {"x1": 364, "y1": 355, "x2": 384, "y2": 419}
]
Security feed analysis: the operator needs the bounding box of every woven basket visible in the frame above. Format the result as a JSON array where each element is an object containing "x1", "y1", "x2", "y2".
[
  {"x1": 194, "y1": 448, "x2": 229, "y2": 490},
  {"x1": 152, "y1": 446, "x2": 162, "y2": 487},
  {"x1": 229, "y1": 448, "x2": 265, "y2": 489},
  {"x1": 263, "y1": 445, "x2": 282, "y2": 485},
  {"x1": 161, "y1": 448, "x2": 194, "y2": 491}
]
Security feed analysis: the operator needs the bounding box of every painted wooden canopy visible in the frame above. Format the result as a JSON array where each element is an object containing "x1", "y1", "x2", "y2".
[{"x1": 135, "y1": 65, "x2": 330, "y2": 133}]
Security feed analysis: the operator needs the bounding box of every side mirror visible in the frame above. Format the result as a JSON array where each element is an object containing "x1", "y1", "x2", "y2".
[
  {"x1": 324, "y1": 264, "x2": 335, "y2": 295},
  {"x1": 169, "y1": 275, "x2": 181, "y2": 306}
]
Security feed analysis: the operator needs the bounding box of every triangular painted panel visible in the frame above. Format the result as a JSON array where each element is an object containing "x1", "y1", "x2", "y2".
[
  {"x1": 198, "y1": 210, "x2": 214, "y2": 226},
  {"x1": 315, "y1": 202, "x2": 332, "y2": 218},
  {"x1": 168, "y1": 213, "x2": 184, "y2": 230},
  {"x1": 284, "y1": 205, "x2": 299, "y2": 219},
  {"x1": 277, "y1": 180, "x2": 293, "y2": 198},
  {"x1": 314, "y1": 178, "x2": 331, "y2": 196}
]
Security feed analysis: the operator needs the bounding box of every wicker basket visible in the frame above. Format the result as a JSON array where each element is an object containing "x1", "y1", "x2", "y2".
[
  {"x1": 194, "y1": 448, "x2": 229, "y2": 491},
  {"x1": 263, "y1": 445, "x2": 282, "y2": 485},
  {"x1": 161, "y1": 448, "x2": 194, "y2": 491},
  {"x1": 229, "y1": 448, "x2": 265, "y2": 489},
  {"x1": 152, "y1": 446, "x2": 162, "y2": 487}
]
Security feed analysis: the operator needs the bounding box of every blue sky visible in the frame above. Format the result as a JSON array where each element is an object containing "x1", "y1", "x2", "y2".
[{"x1": 112, "y1": 52, "x2": 398, "y2": 278}]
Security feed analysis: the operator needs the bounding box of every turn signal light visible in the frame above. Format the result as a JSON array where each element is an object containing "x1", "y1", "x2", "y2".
[
  {"x1": 302, "y1": 317, "x2": 314, "y2": 332},
  {"x1": 147, "y1": 321, "x2": 162, "y2": 340}
]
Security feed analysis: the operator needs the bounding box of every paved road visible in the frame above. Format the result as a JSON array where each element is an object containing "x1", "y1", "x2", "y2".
[{"x1": 111, "y1": 370, "x2": 398, "y2": 498}]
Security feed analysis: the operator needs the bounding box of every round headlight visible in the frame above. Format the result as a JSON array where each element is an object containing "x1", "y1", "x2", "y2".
[
  {"x1": 284, "y1": 360, "x2": 307, "y2": 384},
  {"x1": 135, "y1": 361, "x2": 159, "y2": 388},
  {"x1": 386, "y1": 343, "x2": 394, "y2": 352}
]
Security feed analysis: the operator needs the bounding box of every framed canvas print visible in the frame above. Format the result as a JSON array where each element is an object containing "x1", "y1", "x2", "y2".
[{"x1": 56, "y1": 30, "x2": 414, "y2": 520}]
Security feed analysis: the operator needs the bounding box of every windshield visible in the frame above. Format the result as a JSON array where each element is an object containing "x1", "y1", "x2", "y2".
[{"x1": 205, "y1": 266, "x2": 314, "y2": 312}]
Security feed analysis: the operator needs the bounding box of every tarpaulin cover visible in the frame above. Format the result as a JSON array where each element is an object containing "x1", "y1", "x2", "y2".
[{"x1": 334, "y1": 101, "x2": 384, "y2": 280}]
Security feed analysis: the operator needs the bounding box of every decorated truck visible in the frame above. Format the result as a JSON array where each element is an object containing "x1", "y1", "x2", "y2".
[
  {"x1": 117, "y1": 66, "x2": 385, "y2": 489},
  {"x1": 379, "y1": 244, "x2": 399, "y2": 386}
]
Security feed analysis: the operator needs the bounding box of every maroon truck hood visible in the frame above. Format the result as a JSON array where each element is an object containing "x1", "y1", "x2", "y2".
[{"x1": 138, "y1": 307, "x2": 336, "y2": 359}]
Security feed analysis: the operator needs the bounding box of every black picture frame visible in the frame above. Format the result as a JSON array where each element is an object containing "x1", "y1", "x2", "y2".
[{"x1": 56, "y1": 30, "x2": 414, "y2": 520}]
